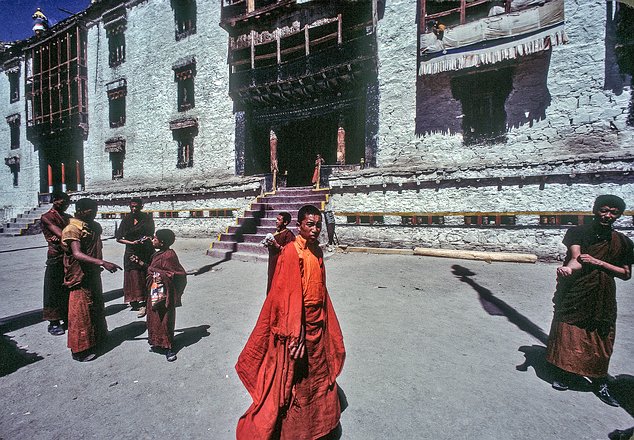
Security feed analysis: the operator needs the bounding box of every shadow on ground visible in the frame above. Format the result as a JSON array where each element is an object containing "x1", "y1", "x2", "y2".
[
  {"x1": 100, "y1": 321, "x2": 147, "y2": 356},
  {"x1": 174, "y1": 324, "x2": 211, "y2": 352},
  {"x1": 451, "y1": 264, "x2": 548, "y2": 344},
  {"x1": 0, "y1": 334, "x2": 43, "y2": 377}
]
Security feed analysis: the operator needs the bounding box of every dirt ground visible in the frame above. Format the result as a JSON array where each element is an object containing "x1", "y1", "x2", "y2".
[{"x1": 1, "y1": 235, "x2": 633, "y2": 440}]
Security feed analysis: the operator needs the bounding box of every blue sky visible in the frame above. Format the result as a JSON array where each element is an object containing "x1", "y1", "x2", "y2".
[{"x1": 0, "y1": 0, "x2": 91, "y2": 42}]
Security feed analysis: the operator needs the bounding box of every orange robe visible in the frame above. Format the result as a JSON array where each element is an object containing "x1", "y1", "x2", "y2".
[{"x1": 236, "y1": 236, "x2": 345, "y2": 440}]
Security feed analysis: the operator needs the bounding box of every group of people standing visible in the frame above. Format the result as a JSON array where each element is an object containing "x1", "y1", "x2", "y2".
[
  {"x1": 40, "y1": 194, "x2": 187, "y2": 363},
  {"x1": 39, "y1": 192, "x2": 631, "y2": 438}
]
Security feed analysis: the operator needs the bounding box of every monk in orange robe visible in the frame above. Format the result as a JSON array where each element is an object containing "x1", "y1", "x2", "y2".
[{"x1": 236, "y1": 205, "x2": 345, "y2": 440}]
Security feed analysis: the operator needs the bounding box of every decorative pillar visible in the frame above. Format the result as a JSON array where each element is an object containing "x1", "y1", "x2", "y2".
[
  {"x1": 336, "y1": 116, "x2": 346, "y2": 165},
  {"x1": 61, "y1": 162, "x2": 67, "y2": 192},
  {"x1": 76, "y1": 160, "x2": 82, "y2": 191},
  {"x1": 270, "y1": 129, "x2": 278, "y2": 191},
  {"x1": 47, "y1": 164, "x2": 53, "y2": 193}
]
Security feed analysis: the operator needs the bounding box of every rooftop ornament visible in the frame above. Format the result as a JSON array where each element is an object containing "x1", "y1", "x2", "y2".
[{"x1": 32, "y1": 8, "x2": 50, "y2": 36}]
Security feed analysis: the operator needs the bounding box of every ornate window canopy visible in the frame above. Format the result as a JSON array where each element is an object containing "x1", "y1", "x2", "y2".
[
  {"x1": 6, "y1": 114, "x2": 20, "y2": 124},
  {"x1": 105, "y1": 136, "x2": 126, "y2": 153},
  {"x1": 4, "y1": 155, "x2": 20, "y2": 167},
  {"x1": 169, "y1": 117, "x2": 198, "y2": 130}
]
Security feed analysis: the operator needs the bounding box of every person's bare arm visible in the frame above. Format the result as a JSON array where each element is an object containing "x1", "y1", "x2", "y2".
[
  {"x1": 41, "y1": 215, "x2": 63, "y2": 242},
  {"x1": 557, "y1": 244, "x2": 582, "y2": 278},
  {"x1": 70, "y1": 241, "x2": 121, "y2": 273},
  {"x1": 578, "y1": 254, "x2": 632, "y2": 280}
]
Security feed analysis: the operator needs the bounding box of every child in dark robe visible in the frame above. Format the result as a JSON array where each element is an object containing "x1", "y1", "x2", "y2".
[{"x1": 131, "y1": 229, "x2": 187, "y2": 362}]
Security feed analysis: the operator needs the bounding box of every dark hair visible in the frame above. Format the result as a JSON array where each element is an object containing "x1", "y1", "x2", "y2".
[
  {"x1": 155, "y1": 229, "x2": 176, "y2": 247},
  {"x1": 297, "y1": 205, "x2": 321, "y2": 222},
  {"x1": 130, "y1": 197, "x2": 143, "y2": 206},
  {"x1": 51, "y1": 191, "x2": 70, "y2": 202},
  {"x1": 593, "y1": 195, "x2": 626, "y2": 213},
  {"x1": 279, "y1": 212, "x2": 291, "y2": 224},
  {"x1": 75, "y1": 198, "x2": 97, "y2": 212}
]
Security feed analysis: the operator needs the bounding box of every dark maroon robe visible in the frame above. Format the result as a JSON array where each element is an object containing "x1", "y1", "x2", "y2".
[
  {"x1": 41, "y1": 208, "x2": 71, "y2": 321},
  {"x1": 116, "y1": 212, "x2": 155, "y2": 303},
  {"x1": 145, "y1": 249, "x2": 187, "y2": 349},
  {"x1": 267, "y1": 228, "x2": 295, "y2": 294},
  {"x1": 62, "y1": 218, "x2": 108, "y2": 354},
  {"x1": 546, "y1": 223, "x2": 634, "y2": 377}
]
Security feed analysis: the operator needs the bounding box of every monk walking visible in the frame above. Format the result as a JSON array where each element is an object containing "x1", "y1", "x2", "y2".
[
  {"x1": 546, "y1": 195, "x2": 633, "y2": 407},
  {"x1": 263, "y1": 211, "x2": 295, "y2": 294},
  {"x1": 41, "y1": 192, "x2": 71, "y2": 335},
  {"x1": 236, "y1": 205, "x2": 345, "y2": 440},
  {"x1": 116, "y1": 198, "x2": 155, "y2": 317},
  {"x1": 62, "y1": 198, "x2": 121, "y2": 362}
]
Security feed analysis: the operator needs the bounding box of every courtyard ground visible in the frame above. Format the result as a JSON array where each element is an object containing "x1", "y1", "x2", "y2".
[{"x1": 0, "y1": 235, "x2": 633, "y2": 440}]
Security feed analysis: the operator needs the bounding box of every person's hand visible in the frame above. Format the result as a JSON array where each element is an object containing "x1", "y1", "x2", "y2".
[
  {"x1": 102, "y1": 261, "x2": 122, "y2": 273},
  {"x1": 129, "y1": 255, "x2": 144, "y2": 267},
  {"x1": 154, "y1": 273, "x2": 163, "y2": 284},
  {"x1": 578, "y1": 254, "x2": 602, "y2": 267},
  {"x1": 49, "y1": 236, "x2": 60, "y2": 243},
  {"x1": 289, "y1": 326, "x2": 306, "y2": 360},
  {"x1": 557, "y1": 266, "x2": 573, "y2": 277}
]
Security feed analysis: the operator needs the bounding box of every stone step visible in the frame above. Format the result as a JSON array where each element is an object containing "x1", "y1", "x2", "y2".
[
  {"x1": 258, "y1": 194, "x2": 327, "y2": 204},
  {"x1": 251, "y1": 201, "x2": 325, "y2": 212}
]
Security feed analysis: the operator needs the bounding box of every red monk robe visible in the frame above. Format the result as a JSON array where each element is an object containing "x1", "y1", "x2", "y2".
[
  {"x1": 145, "y1": 249, "x2": 187, "y2": 350},
  {"x1": 236, "y1": 235, "x2": 345, "y2": 440}
]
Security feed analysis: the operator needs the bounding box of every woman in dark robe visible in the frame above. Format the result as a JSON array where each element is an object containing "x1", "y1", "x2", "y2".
[{"x1": 116, "y1": 198, "x2": 155, "y2": 317}]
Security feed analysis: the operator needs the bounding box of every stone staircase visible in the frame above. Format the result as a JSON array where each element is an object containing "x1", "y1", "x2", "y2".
[
  {"x1": 207, "y1": 187, "x2": 329, "y2": 262},
  {"x1": 0, "y1": 204, "x2": 52, "y2": 236}
]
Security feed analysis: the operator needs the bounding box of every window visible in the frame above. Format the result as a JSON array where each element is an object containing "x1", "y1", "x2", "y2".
[
  {"x1": 105, "y1": 136, "x2": 125, "y2": 180},
  {"x1": 110, "y1": 152, "x2": 124, "y2": 179},
  {"x1": 8, "y1": 71, "x2": 19, "y2": 103},
  {"x1": 170, "y1": 117, "x2": 198, "y2": 169},
  {"x1": 451, "y1": 68, "x2": 513, "y2": 145},
  {"x1": 173, "y1": 59, "x2": 196, "y2": 112},
  {"x1": 108, "y1": 30, "x2": 126, "y2": 67},
  {"x1": 107, "y1": 80, "x2": 127, "y2": 127},
  {"x1": 7, "y1": 114, "x2": 20, "y2": 149},
  {"x1": 346, "y1": 214, "x2": 384, "y2": 225},
  {"x1": 172, "y1": 0, "x2": 197, "y2": 40},
  {"x1": 104, "y1": 7, "x2": 126, "y2": 67},
  {"x1": 4, "y1": 156, "x2": 19, "y2": 186},
  {"x1": 402, "y1": 215, "x2": 445, "y2": 225},
  {"x1": 177, "y1": 135, "x2": 194, "y2": 168},
  {"x1": 159, "y1": 211, "x2": 180, "y2": 218}
]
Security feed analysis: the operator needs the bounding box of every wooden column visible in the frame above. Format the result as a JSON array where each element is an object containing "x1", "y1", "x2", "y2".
[
  {"x1": 276, "y1": 30, "x2": 281, "y2": 64},
  {"x1": 336, "y1": 116, "x2": 346, "y2": 165},
  {"x1": 460, "y1": 0, "x2": 466, "y2": 24},
  {"x1": 305, "y1": 25, "x2": 310, "y2": 56},
  {"x1": 269, "y1": 129, "x2": 278, "y2": 191},
  {"x1": 250, "y1": 30, "x2": 255, "y2": 69},
  {"x1": 337, "y1": 14, "x2": 342, "y2": 45}
]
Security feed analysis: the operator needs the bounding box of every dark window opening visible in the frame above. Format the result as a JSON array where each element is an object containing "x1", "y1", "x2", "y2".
[
  {"x1": 402, "y1": 215, "x2": 445, "y2": 225},
  {"x1": 174, "y1": 64, "x2": 196, "y2": 112},
  {"x1": 178, "y1": 77, "x2": 194, "y2": 111},
  {"x1": 173, "y1": 0, "x2": 197, "y2": 40},
  {"x1": 108, "y1": 86, "x2": 126, "y2": 127},
  {"x1": 500, "y1": 215, "x2": 517, "y2": 225},
  {"x1": 108, "y1": 31, "x2": 126, "y2": 67},
  {"x1": 560, "y1": 215, "x2": 580, "y2": 226},
  {"x1": 177, "y1": 138, "x2": 193, "y2": 168},
  {"x1": 451, "y1": 68, "x2": 514, "y2": 145},
  {"x1": 159, "y1": 211, "x2": 180, "y2": 218},
  {"x1": 8, "y1": 116, "x2": 20, "y2": 149},
  {"x1": 110, "y1": 151, "x2": 124, "y2": 179},
  {"x1": 8, "y1": 72, "x2": 19, "y2": 103},
  {"x1": 346, "y1": 214, "x2": 384, "y2": 225}
]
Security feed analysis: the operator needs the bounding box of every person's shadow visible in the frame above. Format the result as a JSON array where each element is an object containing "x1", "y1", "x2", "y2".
[
  {"x1": 173, "y1": 324, "x2": 211, "y2": 353},
  {"x1": 516, "y1": 345, "x2": 593, "y2": 392},
  {"x1": 99, "y1": 321, "x2": 147, "y2": 356}
]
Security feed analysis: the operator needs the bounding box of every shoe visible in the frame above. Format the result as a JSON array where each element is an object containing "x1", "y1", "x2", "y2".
[
  {"x1": 166, "y1": 350, "x2": 177, "y2": 362},
  {"x1": 595, "y1": 383, "x2": 620, "y2": 407},
  {"x1": 137, "y1": 306, "x2": 146, "y2": 318},
  {"x1": 72, "y1": 351, "x2": 96, "y2": 362},
  {"x1": 552, "y1": 380, "x2": 569, "y2": 391},
  {"x1": 48, "y1": 324, "x2": 65, "y2": 336}
]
